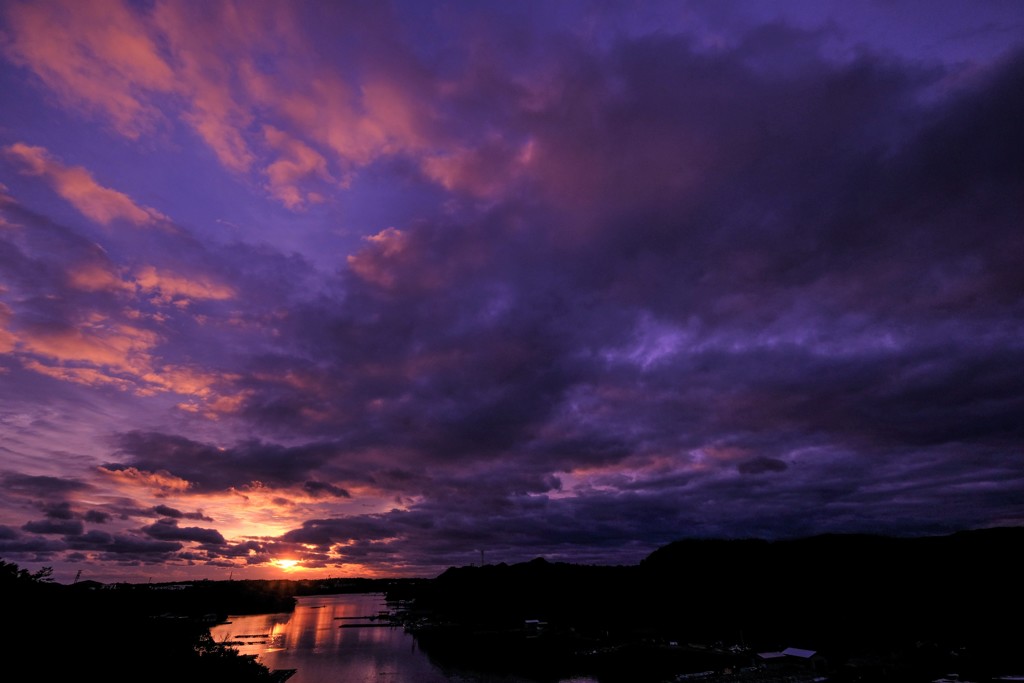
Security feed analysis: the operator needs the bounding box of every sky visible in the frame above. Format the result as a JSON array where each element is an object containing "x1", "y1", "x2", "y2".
[{"x1": 1, "y1": 0, "x2": 1022, "y2": 583}]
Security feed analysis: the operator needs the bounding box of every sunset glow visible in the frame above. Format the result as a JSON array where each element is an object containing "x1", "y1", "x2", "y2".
[{"x1": 1, "y1": 0, "x2": 1022, "y2": 584}]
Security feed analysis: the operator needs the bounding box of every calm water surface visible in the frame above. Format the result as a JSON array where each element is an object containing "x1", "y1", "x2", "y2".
[{"x1": 209, "y1": 593, "x2": 596, "y2": 683}]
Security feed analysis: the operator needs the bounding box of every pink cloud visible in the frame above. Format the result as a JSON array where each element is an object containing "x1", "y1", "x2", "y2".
[
  {"x1": 422, "y1": 137, "x2": 535, "y2": 198},
  {"x1": 0, "y1": 184, "x2": 18, "y2": 229},
  {"x1": 2, "y1": 0, "x2": 448, "y2": 209},
  {"x1": 3, "y1": 0, "x2": 565, "y2": 213},
  {"x1": 16, "y1": 315, "x2": 245, "y2": 413},
  {"x1": 183, "y1": 105, "x2": 256, "y2": 173},
  {"x1": 262, "y1": 126, "x2": 333, "y2": 209},
  {"x1": 67, "y1": 262, "x2": 132, "y2": 293},
  {"x1": 242, "y1": 66, "x2": 417, "y2": 188},
  {"x1": 151, "y1": 1, "x2": 288, "y2": 174},
  {"x1": 358, "y1": 79, "x2": 432, "y2": 156},
  {"x1": 140, "y1": 364, "x2": 250, "y2": 419},
  {"x1": 1, "y1": 0, "x2": 175, "y2": 138},
  {"x1": 346, "y1": 227, "x2": 410, "y2": 289},
  {"x1": 6, "y1": 143, "x2": 169, "y2": 226},
  {"x1": 18, "y1": 318, "x2": 159, "y2": 373},
  {"x1": 21, "y1": 359, "x2": 136, "y2": 391},
  {"x1": 0, "y1": 302, "x2": 16, "y2": 353},
  {"x1": 139, "y1": 366, "x2": 235, "y2": 397},
  {"x1": 133, "y1": 265, "x2": 235, "y2": 303}
]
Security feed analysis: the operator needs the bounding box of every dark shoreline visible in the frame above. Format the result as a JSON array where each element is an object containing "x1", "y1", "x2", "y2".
[{"x1": 4, "y1": 528, "x2": 1022, "y2": 682}]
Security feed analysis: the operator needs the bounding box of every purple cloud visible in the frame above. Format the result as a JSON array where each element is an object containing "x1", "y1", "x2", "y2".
[
  {"x1": 104, "y1": 432, "x2": 344, "y2": 493},
  {"x1": 150, "y1": 505, "x2": 213, "y2": 521},
  {"x1": 140, "y1": 519, "x2": 226, "y2": 545},
  {"x1": 22, "y1": 519, "x2": 84, "y2": 536},
  {"x1": 0, "y1": 1, "x2": 1022, "y2": 580},
  {"x1": 2, "y1": 473, "x2": 91, "y2": 496},
  {"x1": 82, "y1": 510, "x2": 111, "y2": 523}
]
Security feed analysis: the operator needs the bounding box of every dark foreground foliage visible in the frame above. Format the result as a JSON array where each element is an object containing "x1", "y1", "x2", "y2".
[
  {"x1": 1, "y1": 559, "x2": 276, "y2": 683},
  {"x1": 4, "y1": 528, "x2": 1022, "y2": 683},
  {"x1": 396, "y1": 528, "x2": 1024, "y2": 683}
]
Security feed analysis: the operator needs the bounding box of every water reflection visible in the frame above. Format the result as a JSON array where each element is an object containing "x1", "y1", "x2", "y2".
[{"x1": 210, "y1": 593, "x2": 596, "y2": 683}]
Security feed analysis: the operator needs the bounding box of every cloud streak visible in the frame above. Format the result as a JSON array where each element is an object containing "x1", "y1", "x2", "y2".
[{"x1": 5, "y1": 143, "x2": 168, "y2": 226}]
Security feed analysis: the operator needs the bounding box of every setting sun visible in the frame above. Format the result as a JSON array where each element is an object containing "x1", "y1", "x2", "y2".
[{"x1": 273, "y1": 559, "x2": 299, "y2": 571}]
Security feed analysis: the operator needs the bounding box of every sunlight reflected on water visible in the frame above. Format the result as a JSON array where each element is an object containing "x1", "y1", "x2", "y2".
[{"x1": 209, "y1": 593, "x2": 597, "y2": 683}]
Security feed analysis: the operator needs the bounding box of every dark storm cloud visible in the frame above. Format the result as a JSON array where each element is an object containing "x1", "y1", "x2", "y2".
[
  {"x1": 62, "y1": 529, "x2": 182, "y2": 557},
  {"x1": 738, "y1": 457, "x2": 789, "y2": 475},
  {"x1": 105, "y1": 432, "x2": 342, "y2": 493},
  {"x1": 238, "y1": 41, "x2": 1016, "y2": 467},
  {"x1": 281, "y1": 492, "x2": 707, "y2": 571},
  {"x1": 83, "y1": 510, "x2": 111, "y2": 523},
  {"x1": 22, "y1": 518, "x2": 83, "y2": 536},
  {"x1": 274, "y1": 442, "x2": 1024, "y2": 573},
  {"x1": 236, "y1": 37, "x2": 1024, "y2": 570},
  {"x1": 141, "y1": 519, "x2": 226, "y2": 545},
  {"x1": 99, "y1": 536, "x2": 182, "y2": 556},
  {"x1": 0, "y1": 534, "x2": 66, "y2": 554},
  {"x1": 217, "y1": 540, "x2": 267, "y2": 559},
  {"x1": 0, "y1": 195, "x2": 107, "y2": 287},
  {"x1": 65, "y1": 530, "x2": 114, "y2": 549},
  {"x1": 41, "y1": 501, "x2": 75, "y2": 519},
  {"x1": 151, "y1": 505, "x2": 213, "y2": 521},
  {"x1": 2, "y1": 3, "x2": 1023, "y2": 579},
  {"x1": 91, "y1": 503, "x2": 213, "y2": 522},
  {"x1": 1, "y1": 472, "x2": 91, "y2": 496},
  {"x1": 303, "y1": 481, "x2": 350, "y2": 498},
  {"x1": 237, "y1": 214, "x2": 590, "y2": 464}
]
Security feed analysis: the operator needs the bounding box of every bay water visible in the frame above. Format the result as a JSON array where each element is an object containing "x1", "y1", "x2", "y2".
[{"x1": 209, "y1": 592, "x2": 597, "y2": 683}]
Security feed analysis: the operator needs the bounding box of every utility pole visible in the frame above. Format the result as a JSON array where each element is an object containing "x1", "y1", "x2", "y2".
[{"x1": 73, "y1": 569, "x2": 81, "y2": 584}]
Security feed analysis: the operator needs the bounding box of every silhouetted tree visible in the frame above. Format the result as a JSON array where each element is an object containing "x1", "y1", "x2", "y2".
[{"x1": 0, "y1": 559, "x2": 54, "y2": 584}]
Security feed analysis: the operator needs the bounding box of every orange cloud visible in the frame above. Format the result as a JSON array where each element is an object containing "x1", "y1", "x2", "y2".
[
  {"x1": 6, "y1": 143, "x2": 169, "y2": 226},
  {"x1": 144, "y1": 365, "x2": 250, "y2": 419},
  {"x1": 98, "y1": 465, "x2": 191, "y2": 493}
]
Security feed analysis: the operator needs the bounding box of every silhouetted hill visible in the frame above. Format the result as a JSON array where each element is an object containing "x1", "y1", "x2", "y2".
[
  {"x1": 0, "y1": 561, "x2": 278, "y2": 683},
  {"x1": 5, "y1": 529, "x2": 1020, "y2": 682},
  {"x1": 400, "y1": 528, "x2": 1024, "y2": 681},
  {"x1": 426, "y1": 557, "x2": 635, "y2": 631},
  {"x1": 637, "y1": 528, "x2": 1022, "y2": 650}
]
